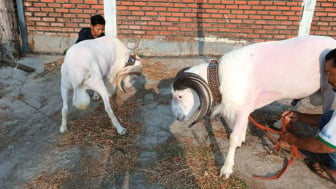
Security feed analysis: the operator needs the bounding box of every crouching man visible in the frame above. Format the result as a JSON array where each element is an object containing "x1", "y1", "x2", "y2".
[{"x1": 279, "y1": 48, "x2": 336, "y2": 184}]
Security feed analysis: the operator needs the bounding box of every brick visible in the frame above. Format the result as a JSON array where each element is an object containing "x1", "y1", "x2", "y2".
[
  {"x1": 70, "y1": 9, "x2": 83, "y2": 13},
  {"x1": 47, "y1": 3, "x2": 61, "y2": 8},
  {"x1": 242, "y1": 10, "x2": 255, "y2": 15},
  {"x1": 62, "y1": 28, "x2": 75, "y2": 32},
  {"x1": 158, "y1": 12, "x2": 171, "y2": 16},
  {"x1": 34, "y1": 12, "x2": 47, "y2": 16},
  {"x1": 235, "y1": 1, "x2": 248, "y2": 5},
  {"x1": 42, "y1": 17, "x2": 56, "y2": 22},
  {"x1": 28, "y1": 17, "x2": 41, "y2": 21},
  {"x1": 40, "y1": 0, "x2": 54, "y2": 2},
  {"x1": 231, "y1": 10, "x2": 243, "y2": 14},
  {"x1": 257, "y1": 10, "x2": 270, "y2": 15},
  {"x1": 51, "y1": 23, "x2": 64, "y2": 27},
  {"x1": 275, "y1": 16, "x2": 288, "y2": 20},
  {"x1": 36, "y1": 22, "x2": 50, "y2": 26},
  {"x1": 84, "y1": 0, "x2": 98, "y2": 5},
  {"x1": 290, "y1": 6, "x2": 302, "y2": 11},
  {"x1": 278, "y1": 6, "x2": 290, "y2": 11},
  {"x1": 55, "y1": 8, "x2": 69, "y2": 13},
  {"x1": 134, "y1": 2, "x2": 147, "y2": 6},
  {"x1": 33, "y1": 3, "x2": 47, "y2": 7},
  {"x1": 77, "y1": 4, "x2": 90, "y2": 8},
  {"x1": 328, "y1": 12, "x2": 336, "y2": 16},
  {"x1": 132, "y1": 11, "x2": 145, "y2": 16},
  {"x1": 167, "y1": 17, "x2": 179, "y2": 22},
  {"x1": 148, "y1": 21, "x2": 161, "y2": 26},
  {"x1": 239, "y1": 5, "x2": 251, "y2": 9},
  {"x1": 71, "y1": 0, "x2": 83, "y2": 3},
  {"x1": 172, "y1": 12, "x2": 184, "y2": 17},
  {"x1": 41, "y1": 8, "x2": 53, "y2": 12},
  {"x1": 153, "y1": 7, "x2": 167, "y2": 11},
  {"x1": 63, "y1": 14, "x2": 77, "y2": 18},
  {"x1": 180, "y1": 18, "x2": 193, "y2": 22},
  {"x1": 26, "y1": 7, "x2": 41, "y2": 11},
  {"x1": 208, "y1": 0, "x2": 221, "y2": 3},
  {"x1": 264, "y1": 6, "x2": 277, "y2": 10},
  {"x1": 49, "y1": 13, "x2": 62, "y2": 17}
]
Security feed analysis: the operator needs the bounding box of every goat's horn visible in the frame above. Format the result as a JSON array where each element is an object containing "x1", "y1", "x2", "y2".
[
  {"x1": 116, "y1": 71, "x2": 142, "y2": 93},
  {"x1": 173, "y1": 70, "x2": 212, "y2": 125}
]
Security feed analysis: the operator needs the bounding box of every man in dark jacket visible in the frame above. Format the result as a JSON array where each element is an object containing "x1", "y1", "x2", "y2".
[
  {"x1": 75, "y1": 14, "x2": 105, "y2": 43},
  {"x1": 74, "y1": 15, "x2": 106, "y2": 99}
]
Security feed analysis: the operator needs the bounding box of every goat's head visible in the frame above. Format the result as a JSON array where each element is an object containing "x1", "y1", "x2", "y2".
[
  {"x1": 171, "y1": 67, "x2": 212, "y2": 123},
  {"x1": 116, "y1": 54, "x2": 143, "y2": 93}
]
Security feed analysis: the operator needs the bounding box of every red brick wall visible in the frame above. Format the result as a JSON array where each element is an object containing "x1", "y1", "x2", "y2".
[
  {"x1": 23, "y1": 0, "x2": 336, "y2": 44},
  {"x1": 312, "y1": 0, "x2": 336, "y2": 36}
]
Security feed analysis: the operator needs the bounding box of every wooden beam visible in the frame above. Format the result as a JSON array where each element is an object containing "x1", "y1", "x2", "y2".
[{"x1": 1, "y1": 60, "x2": 35, "y2": 73}]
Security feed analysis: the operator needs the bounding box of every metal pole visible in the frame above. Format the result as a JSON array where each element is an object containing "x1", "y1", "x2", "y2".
[{"x1": 16, "y1": 0, "x2": 30, "y2": 53}]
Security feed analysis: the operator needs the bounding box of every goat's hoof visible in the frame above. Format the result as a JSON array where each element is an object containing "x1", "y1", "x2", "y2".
[
  {"x1": 92, "y1": 95, "x2": 100, "y2": 101},
  {"x1": 220, "y1": 166, "x2": 232, "y2": 179},
  {"x1": 60, "y1": 126, "x2": 68, "y2": 133},
  {"x1": 118, "y1": 128, "x2": 127, "y2": 135}
]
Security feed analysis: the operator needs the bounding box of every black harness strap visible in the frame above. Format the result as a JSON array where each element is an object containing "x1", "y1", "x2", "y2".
[{"x1": 207, "y1": 59, "x2": 221, "y2": 103}]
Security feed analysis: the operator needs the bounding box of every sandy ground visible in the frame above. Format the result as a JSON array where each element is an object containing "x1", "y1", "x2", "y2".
[{"x1": 0, "y1": 54, "x2": 335, "y2": 189}]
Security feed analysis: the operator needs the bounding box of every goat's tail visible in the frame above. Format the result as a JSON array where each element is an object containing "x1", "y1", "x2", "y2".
[{"x1": 73, "y1": 88, "x2": 90, "y2": 110}]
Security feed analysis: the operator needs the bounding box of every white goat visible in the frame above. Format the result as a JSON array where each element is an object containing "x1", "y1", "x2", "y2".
[
  {"x1": 171, "y1": 35, "x2": 336, "y2": 178},
  {"x1": 60, "y1": 36, "x2": 142, "y2": 135}
]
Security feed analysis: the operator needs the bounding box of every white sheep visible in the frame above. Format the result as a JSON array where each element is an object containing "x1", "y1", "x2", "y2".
[
  {"x1": 60, "y1": 36, "x2": 142, "y2": 135},
  {"x1": 171, "y1": 35, "x2": 336, "y2": 178}
]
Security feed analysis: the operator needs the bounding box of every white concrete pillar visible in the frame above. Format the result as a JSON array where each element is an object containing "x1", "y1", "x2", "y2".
[
  {"x1": 104, "y1": 0, "x2": 117, "y2": 37},
  {"x1": 298, "y1": 0, "x2": 316, "y2": 36}
]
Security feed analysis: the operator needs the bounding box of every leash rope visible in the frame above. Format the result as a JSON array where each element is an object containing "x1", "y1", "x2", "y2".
[{"x1": 249, "y1": 116, "x2": 302, "y2": 179}]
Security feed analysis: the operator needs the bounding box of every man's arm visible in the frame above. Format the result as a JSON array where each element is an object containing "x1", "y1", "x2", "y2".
[
  {"x1": 282, "y1": 110, "x2": 321, "y2": 127},
  {"x1": 279, "y1": 133, "x2": 336, "y2": 153},
  {"x1": 297, "y1": 113, "x2": 321, "y2": 127}
]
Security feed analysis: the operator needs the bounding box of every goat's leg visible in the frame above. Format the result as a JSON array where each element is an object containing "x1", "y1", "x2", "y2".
[
  {"x1": 240, "y1": 123, "x2": 247, "y2": 145},
  {"x1": 220, "y1": 112, "x2": 249, "y2": 178},
  {"x1": 60, "y1": 85, "x2": 69, "y2": 133},
  {"x1": 90, "y1": 82, "x2": 127, "y2": 135}
]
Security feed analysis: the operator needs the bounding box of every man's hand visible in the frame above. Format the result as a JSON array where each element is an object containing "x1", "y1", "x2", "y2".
[
  {"x1": 282, "y1": 110, "x2": 300, "y2": 123},
  {"x1": 279, "y1": 133, "x2": 296, "y2": 148}
]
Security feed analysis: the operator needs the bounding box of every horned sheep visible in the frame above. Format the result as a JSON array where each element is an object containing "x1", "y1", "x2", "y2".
[{"x1": 171, "y1": 35, "x2": 336, "y2": 178}]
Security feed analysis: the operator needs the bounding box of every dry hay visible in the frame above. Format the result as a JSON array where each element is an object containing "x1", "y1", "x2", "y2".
[
  {"x1": 33, "y1": 58, "x2": 64, "y2": 79},
  {"x1": 141, "y1": 58, "x2": 178, "y2": 80},
  {"x1": 145, "y1": 137, "x2": 247, "y2": 188},
  {"x1": 33, "y1": 91, "x2": 143, "y2": 186},
  {"x1": 24, "y1": 170, "x2": 72, "y2": 189}
]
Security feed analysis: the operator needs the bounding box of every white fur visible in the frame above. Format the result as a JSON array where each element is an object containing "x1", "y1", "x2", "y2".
[
  {"x1": 60, "y1": 36, "x2": 142, "y2": 135},
  {"x1": 171, "y1": 35, "x2": 336, "y2": 178}
]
